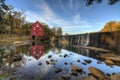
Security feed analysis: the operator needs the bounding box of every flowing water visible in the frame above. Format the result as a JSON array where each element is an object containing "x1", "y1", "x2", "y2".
[{"x1": 0, "y1": 43, "x2": 120, "y2": 80}]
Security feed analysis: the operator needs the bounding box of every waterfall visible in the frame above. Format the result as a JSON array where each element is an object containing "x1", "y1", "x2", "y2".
[
  {"x1": 77, "y1": 36, "x2": 80, "y2": 45},
  {"x1": 84, "y1": 33, "x2": 90, "y2": 46},
  {"x1": 70, "y1": 36, "x2": 73, "y2": 45}
]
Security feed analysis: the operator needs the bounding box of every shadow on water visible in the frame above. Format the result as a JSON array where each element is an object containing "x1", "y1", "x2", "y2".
[{"x1": 0, "y1": 42, "x2": 120, "y2": 80}]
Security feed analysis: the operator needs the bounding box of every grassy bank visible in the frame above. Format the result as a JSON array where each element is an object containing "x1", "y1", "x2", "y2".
[{"x1": 0, "y1": 34, "x2": 30, "y2": 45}]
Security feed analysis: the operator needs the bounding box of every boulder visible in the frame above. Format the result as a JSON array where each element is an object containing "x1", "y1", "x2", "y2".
[
  {"x1": 77, "y1": 59, "x2": 80, "y2": 62},
  {"x1": 71, "y1": 71, "x2": 78, "y2": 76},
  {"x1": 64, "y1": 62, "x2": 68, "y2": 65},
  {"x1": 104, "y1": 57, "x2": 120, "y2": 62},
  {"x1": 61, "y1": 74, "x2": 71, "y2": 80},
  {"x1": 82, "y1": 62, "x2": 87, "y2": 65},
  {"x1": 88, "y1": 67, "x2": 106, "y2": 80},
  {"x1": 51, "y1": 60, "x2": 56, "y2": 65},
  {"x1": 64, "y1": 54, "x2": 68, "y2": 58},
  {"x1": 48, "y1": 55, "x2": 52, "y2": 58},
  {"x1": 84, "y1": 59, "x2": 92, "y2": 64},
  {"x1": 88, "y1": 75, "x2": 97, "y2": 80},
  {"x1": 46, "y1": 61, "x2": 50, "y2": 65},
  {"x1": 55, "y1": 68, "x2": 62, "y2": 73},
  {"x1": 97, "y1": 61, "x2": 102, "y2": 64},
  {"x1": 72, "y1": 65, "x2": 82, "y2": 72},
  {"x1": 38, "y1": 62, "x2": 42, "y2": 65},
  {"x1": 110, "y1": 73, "x2": 120, "y2": 80},
  {"x1": 105, "y1": 59, "x2": 114, "y2": 65}
]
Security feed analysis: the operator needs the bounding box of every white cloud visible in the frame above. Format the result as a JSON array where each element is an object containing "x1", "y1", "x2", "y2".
[{"x1": 24, "y1": 0, "x2": 93, "y2": 34}]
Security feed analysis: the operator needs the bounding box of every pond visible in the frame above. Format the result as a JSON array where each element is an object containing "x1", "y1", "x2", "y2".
[{"x1": 0, "y1": 42, "x2": 120, "y2": 80}]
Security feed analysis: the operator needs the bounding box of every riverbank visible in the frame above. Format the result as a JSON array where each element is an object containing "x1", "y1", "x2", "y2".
[
  {"x1": 0, "y1": 35, "x2": 30, "y2": 45},
  {"x1": 0, "y1": 35, "x2": 30, "y2": 49}
]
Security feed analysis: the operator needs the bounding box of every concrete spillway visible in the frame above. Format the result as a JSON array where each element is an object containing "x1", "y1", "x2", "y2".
[{"x1": 61, "y1": 31, "x2": 120, "y2": 52}]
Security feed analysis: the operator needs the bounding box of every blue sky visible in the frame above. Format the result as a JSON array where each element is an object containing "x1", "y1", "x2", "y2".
[{"x1": 6, "y1": 0, "x2": 120, "y2": 34}]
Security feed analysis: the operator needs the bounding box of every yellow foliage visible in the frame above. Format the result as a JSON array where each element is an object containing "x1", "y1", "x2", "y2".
[{"x1": 101, "y1": 21, "x2": 120, "y2": 32}]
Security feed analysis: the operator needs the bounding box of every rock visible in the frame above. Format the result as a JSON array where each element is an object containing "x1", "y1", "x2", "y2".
[
  {"x1": 104, "y1": 57, "x2": 120, "y2": 62},
  {"x1": 88, "y1": 75, "x2": 97, "y2": 80},
  {"x1": 38, "y1": 62, "x2": 42, "y2": 65},
  {"x1": 106, "y1": 73, "x2": 111, "y2": 76},
  {"x1": 97, "y1": 61, "x2": 102, "y2": 64},
  {"x1": 71, "y1": 71, "x2": 78, "y2": 76},
  {"x1": 88, "y1": 67, "x2": 106, "y2": 80},
  {"x1": 64, "y1": 54, "x2": 68, "y2": 58},
  {"x1": 72, "y1": 65, "x2": 82, "y2": 72},
  {"x1": 110, "y1": 73, "x2": 120, "y2": 80},
  {"x1": 51, "y1": 60, "x2": 56, "y2": 65},
  {"x1": 46, "y1": 61, "x2": 50, "y2": 65},
  {"x1": 59, "y1": 55, "x2": 62, "y2": 57},
  {"x1": 64, "y1": 62, "x2": 68, "y2": 65},
  {"x1": 55, "y1": 68, "x2": 62, "y2": 73},
  {"x1": 84, "y1": 59, "x2": 92, "y2": 64},
  {"x1": 77, "y1": 59, "x2": 80, "y2": 62},
  {"x1": 105, "y1": 59, "x2": 114, "y2": 65},
  {"x1": 61, "y1": 74, "x2": 71, "y2": 80},
  {"x1": 99, "y1": 54, "x2": 120, "y2": 62},
  {"x1": 48, "y1": 55, "x2": 52, "y2": 58},
  {"x1": 70, "y1": 63, "x2": 72, "y2": 65},
  {"x1": 82, "y1": 62, "x2": 87, "y2": 65}
]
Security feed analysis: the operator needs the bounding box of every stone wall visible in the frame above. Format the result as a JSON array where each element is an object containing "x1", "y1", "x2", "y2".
[
  {"x1": 61, "y1": 31, "x2": 120, "y2": 52},
  {"x1": 89, "y1": 31, "x2": 120, "y2": 52}
]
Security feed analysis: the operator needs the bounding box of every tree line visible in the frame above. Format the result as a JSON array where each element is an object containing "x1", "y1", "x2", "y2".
[{"x1": 0, "y1": 0, "x2": 62, "y2": 37}]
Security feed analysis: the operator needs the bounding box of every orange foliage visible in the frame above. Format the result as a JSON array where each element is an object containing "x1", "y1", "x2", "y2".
[{"x1": 101, "y1": 21, "x2": 120, "y2": 32}]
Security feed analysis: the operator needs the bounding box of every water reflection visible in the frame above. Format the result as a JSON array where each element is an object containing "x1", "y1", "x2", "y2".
[
  {"x1": 30, "y1": 43, "x2": 44, "y2": 60},
  {"x1": 0, "y1": 43, "x2": 120, "y2": 80}
]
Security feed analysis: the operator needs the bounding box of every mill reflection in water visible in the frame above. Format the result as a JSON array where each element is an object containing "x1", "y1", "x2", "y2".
[{"x1": 0, "y1": 42, "x2": 120, "y2": 80}]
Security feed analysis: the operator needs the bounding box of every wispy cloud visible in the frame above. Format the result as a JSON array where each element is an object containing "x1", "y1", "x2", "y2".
[
  {"x1": 59, "y1": 0, "x2": 66, "y2": 12},
  {"x1": 70, "y1": 0, "x2": 73, "y2": 10},
  {"x1": 24, "y1": 0, "x2": 93, "y2": 34}
]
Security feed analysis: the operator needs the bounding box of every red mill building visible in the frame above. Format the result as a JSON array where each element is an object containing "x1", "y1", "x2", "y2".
[{"x1": 31, "y1": 21, "x2": 44, "y2": 40}]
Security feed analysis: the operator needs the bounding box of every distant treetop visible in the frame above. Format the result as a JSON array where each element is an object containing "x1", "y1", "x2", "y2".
[
  {"x1": 101, "y1": 21, "x2": 120, "y2": 32},
  {"x1": 85, "y1": 0, "x2": 120, "y2": 6}
]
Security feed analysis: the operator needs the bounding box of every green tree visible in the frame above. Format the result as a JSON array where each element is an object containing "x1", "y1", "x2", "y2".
[
  {"x1": 51, "y1": 27, "x2": 57, "y2": 36},
  {"x1": 23, "y1": 22, "x2": 33, "y2": 35},
  {"x1": 0, "y1": 0, "x2": 9, "y2": 36},
  {"x1": 13, "y1": 11, "x2": 25, "y2": 36},
  {"x1": 57, "y1": 27, "x2": 62, "y2": 36}
]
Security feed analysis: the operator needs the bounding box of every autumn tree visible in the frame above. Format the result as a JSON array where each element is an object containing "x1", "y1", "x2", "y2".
[{"x1": 101, "y1": 21, "x2": 120, "y2": 32}]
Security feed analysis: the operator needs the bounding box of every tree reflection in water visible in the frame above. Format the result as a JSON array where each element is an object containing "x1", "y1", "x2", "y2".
[{"x1": 0, "y1": 42, "x2": 120, "y2": 80}]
